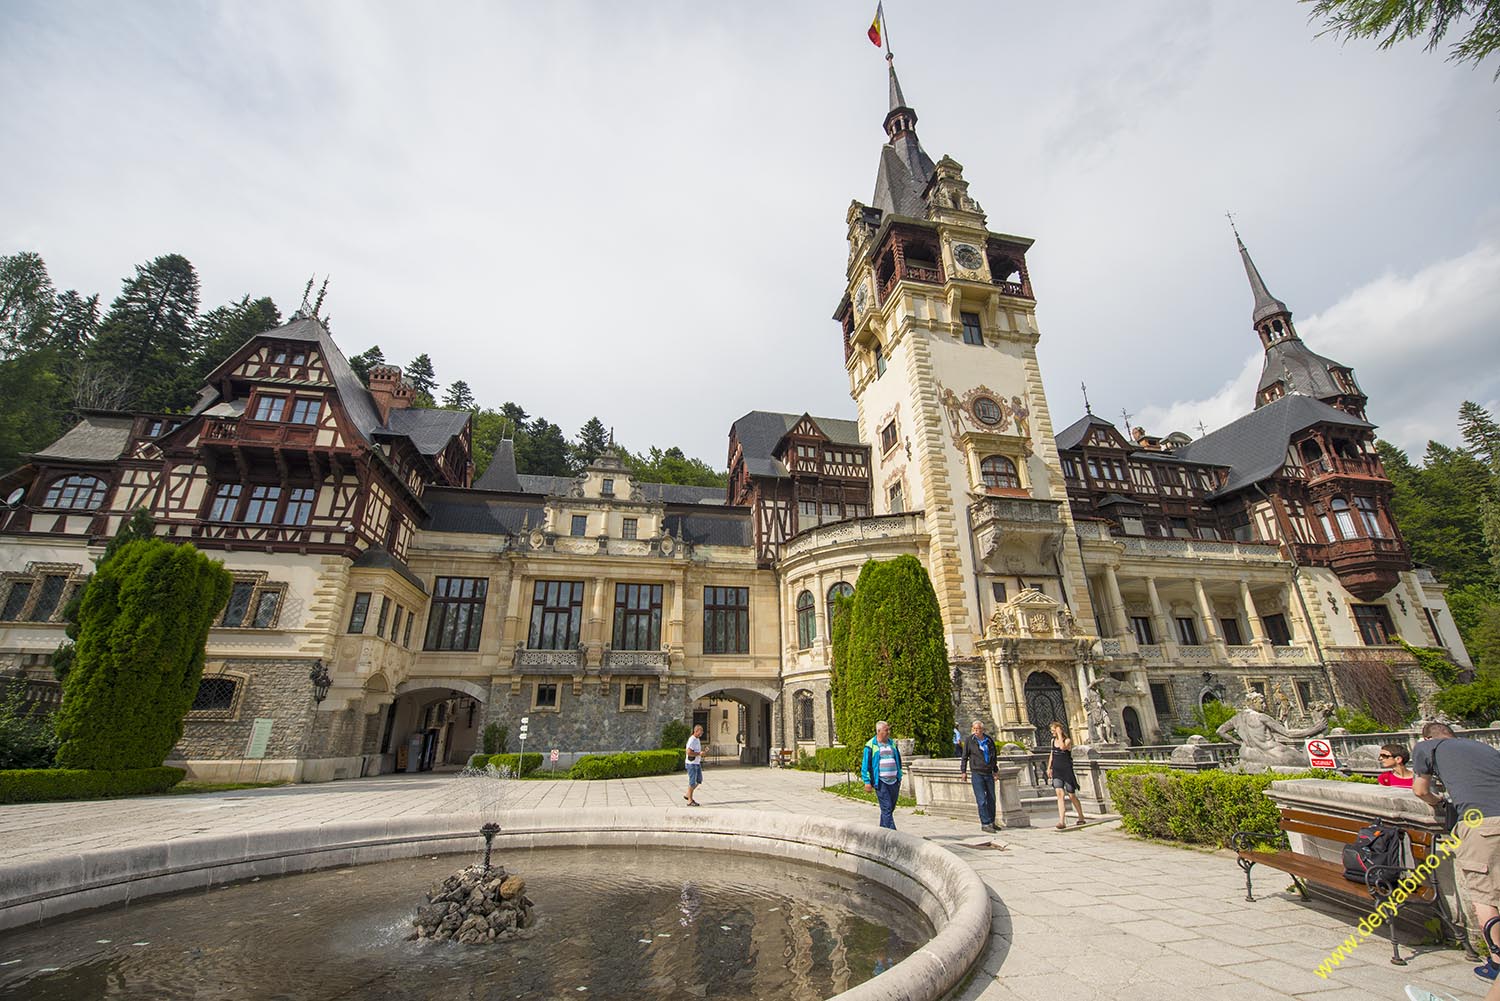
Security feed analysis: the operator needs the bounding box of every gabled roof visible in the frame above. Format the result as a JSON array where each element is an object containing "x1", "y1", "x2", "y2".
[
  {"x1": 1054, "y1": 414, "x2": 1120, "y2": 452},
  {"x1": 731, "y1": 410, "x2": 863, "y2": 479},
  {"x1": 380, "y1": 408, "x2": 470, "y2": 457},
  {"x1": 1176, "y1": 394, "x2": 1374, "y2": 497},
  {"x1": 28, "y1": 414, "x2": 134, "y2": 463}
]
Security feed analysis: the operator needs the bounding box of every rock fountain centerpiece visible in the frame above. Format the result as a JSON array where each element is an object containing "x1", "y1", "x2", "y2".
[{"x1": 411, "y1": 761, "x2": 535, "y2": 945}]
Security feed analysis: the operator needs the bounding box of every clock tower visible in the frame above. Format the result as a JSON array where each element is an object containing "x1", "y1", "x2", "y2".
[{"x1": 832, "y1": 60, "x2": 1099, "y2": 743}]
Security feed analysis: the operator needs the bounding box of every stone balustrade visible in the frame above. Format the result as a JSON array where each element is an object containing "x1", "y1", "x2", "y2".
[{"x1": 780, "y1": 512, "x2": 927, "y2": 559}]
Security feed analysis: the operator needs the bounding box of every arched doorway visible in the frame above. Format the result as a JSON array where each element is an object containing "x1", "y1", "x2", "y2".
[
  {"x1": 688, "y1": 683, "x2": 776, "y2": 766},
  {"x1": 1122, "y1": 706, "x2": 1144, "y2": 747},
  {"x1": 387, "y1": 681, "x2": 488, "y2": 774},
  {"x1": 1024, "y1": 671, "x2": 1067, "y2": 748}
]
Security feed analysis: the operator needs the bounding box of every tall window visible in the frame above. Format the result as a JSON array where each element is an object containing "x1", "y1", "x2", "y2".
[
  {"x1": 1220, "y1": 617, "x2": 1244, "y2": 646},
  {"x1": 221, "y1": 577, "x2": 282, "y2": 628},
  {"x1": 622, "y1": 517, "x2": 638, "y2": 540},
  {"x1": 874, "y1": 345, "x2": 886, "y2": 377},
  {"x1": 980, "y1": 455, "x2": 1020, "y2": 489},
  {"x1": 1130, "y1": 616, "x2": 1155, "y2": 645},
  {"x1": 244, "y1": 485, "x2": 281, "y2": 524},
  {"x1": 704, "y1": 586, "x2": 749, "y2": 654},
  {"x1": 795, "y1": 690, "x2": 815, "y2": 741},
  {"x1": 284, "y1": 487, "x2": 315, "y2": 526},
  {"x1": 826, "y1": 581, "x2": 853, "y2": 641},
  {"x1": 27, "y1": 574, "x2": 68, "y2": 622},
  {"x1": 209, "y1": 483, "x2": 242, "y2": 521},
  {"x1": 289, "y1": 398, "x2": 320, "y2": 425},
  {"x1": 888, "y1": 482, "x2": 904, "y2": 514},
  {"x1": 960, "y1": 311, "x2": 983, "y2": 345},
  {"x1": 1263, "y1": 613, "x2": 1292, "y2": 646},
  {"x1": 347, "y1": 592, "x2": 372, "y2": 633},
  {"x1": 1355, "y1": 497, "x2": 1385, "y2": 538},
  {"x1": 612, "y1": 583, "x2": 663, "y2": 650},
  {"x1": 1331, "y1": 497, "x2": 1358, "y2": 539},
  {"x1": 570, "y1": 514, "x2": 588, "y2": 537},
  {"x1": 1150, "y1": 682, "x2": 1172, "y2": 717},
  {"x1": 375, "y1": 596, "x2": 390, "y2": 638},
  {"x1": 1353, "y1": 603, "x2": 1395, "y2": 646},
  {"x1": 795, "y1": 590, "x2": 816, "y2": 649},
  {"x1": 43, "y1": 475, "x2": 108, "y2": 510},
  {"x1": 880, "y1": 421, "x2": 898, "y2": 453},
  {"x1": 426, "y1": 576, "x2": 489, "y2": 651},
  {"x1": 528, "y1": 580, "x2": 583, "y2": 650},
  {"x1": 1175, "y1": 617, "x2": 1200, "y2": 646},
  {"x1": 252, "y1": 395, "x2": 287, "y2": 422}
]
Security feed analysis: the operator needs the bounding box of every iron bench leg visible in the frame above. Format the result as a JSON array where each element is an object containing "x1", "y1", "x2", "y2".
[{"x1": 1237, "y1": 856, "x2": 1256, "y2": 902}]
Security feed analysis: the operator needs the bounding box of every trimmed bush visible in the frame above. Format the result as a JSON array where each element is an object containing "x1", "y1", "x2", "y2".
[
  {"x1": 481, "y1": 723, "x2": 509, "y2": 755},
  {"x1": 0, "y1": 766, "x2": 185, "y2": 804},
  {"x1": 832, "y1": 556, "x2": 953, "y2": 755},
  {"x1": 569, "y1": 749, "x2": 683, "y2": 780},
  {"x1": 659, "y1": 719, "x2": 692, "y2": 751},
  {"x1": 485, "y1": 752, "x2": 543, "y2": 776},
  {"x1": 1107, "y1": 765, "x2": 1374, "y2": 848},
  {"x1": 55, "y1": 538, "x2": 232, "y2": 770},
  {"x1": 794, "y1": 746, "x2": 861, "y2": 773}
]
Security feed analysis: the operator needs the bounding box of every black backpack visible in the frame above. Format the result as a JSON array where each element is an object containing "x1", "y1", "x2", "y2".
[{"x1": 1342, "y1": 823, "x2": 1406, "y2": 890}]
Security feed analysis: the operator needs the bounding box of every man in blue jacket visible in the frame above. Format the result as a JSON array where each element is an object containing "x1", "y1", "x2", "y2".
[
  {"x1": 959, "y1": 719, "x2": 998, "y2": 833},
  {"x1": 860, "y1": 720, "x2": 903, "y2": 830}
]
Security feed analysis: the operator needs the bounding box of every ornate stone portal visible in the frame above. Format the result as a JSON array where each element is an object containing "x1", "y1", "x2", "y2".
[{"x1": 975, "y1": 588, "x2": 1099, "y2": 747}]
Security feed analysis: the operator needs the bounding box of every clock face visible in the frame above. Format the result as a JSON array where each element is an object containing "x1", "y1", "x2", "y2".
[
  {"x1": 953, "y1": 244, "x2": 983, "y2": 271},
  {"x1": 854, "y1": 282, "x2": 869, "y2": 314}
]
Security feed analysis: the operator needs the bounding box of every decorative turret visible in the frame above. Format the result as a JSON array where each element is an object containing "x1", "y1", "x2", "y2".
[{"x1": 871, "y1": 60, "x2": 936, "y2": 219}]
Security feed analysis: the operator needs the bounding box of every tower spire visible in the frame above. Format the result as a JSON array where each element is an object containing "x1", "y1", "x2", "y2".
[{"x1": 1229, "y1": 217, "x2": 1291, "y2": 329}]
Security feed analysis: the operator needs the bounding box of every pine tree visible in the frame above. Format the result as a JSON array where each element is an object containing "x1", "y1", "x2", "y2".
[
  {"x1": 54, "y1": 537, "x2": 232, "y2": 770},
  {"x1": 86, "y1": 254, "x2": 202, "y2": 411},
  {"x1": 0, "y1": 252, "x2": 56, "y2": 356},
  {"x1": 572, "y1": 416, "x2": 609, "y2": 469},
  {"x1": 442, "y1": 380, "x2": 476, "y2": 410},
  {"x1": 405, "y1": 353, "x2": 437, "y2": 398},
  {"x1": 190, "y1": 295, "x2": 281, "y2": 385},
  {"x1": 348, "y1": 345, "x2": 385, "y2": 385},
  {"x1": 520, "y1": 419, "x2": 572, "y2": 476},
  {"x1": 49, "y1": 290, "x2": 100, "y2": 358},
  {"x1": 1460, "y1": 402, "x2": 1500, "y2": 469},
  {"x1": 832, "y1": 555, "x2": 953, "y2": 754}
]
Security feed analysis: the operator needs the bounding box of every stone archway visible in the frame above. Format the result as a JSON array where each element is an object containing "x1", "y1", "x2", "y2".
[
  {"x1": 385, "y1": 683, "x2": 487, "y2": 773},
  {"x1": 1023, "y1": 671, "x2": 1068, "y2": 748},
  {"x1": 1122, "y1": 706, "x2": 1144, "y2": 747},
  {"x1": 689, "y1": 685, "x2": 776, "y2": 766}
]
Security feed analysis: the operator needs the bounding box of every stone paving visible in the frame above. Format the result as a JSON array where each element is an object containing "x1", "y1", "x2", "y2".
[{"x1": 0, "y1": 766, "x2": 1486, "y2": 999}]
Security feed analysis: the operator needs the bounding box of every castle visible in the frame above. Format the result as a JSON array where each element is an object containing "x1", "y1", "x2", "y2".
[{"x1": 0, "y1": 63, "x2": 1467, "y2": 781}]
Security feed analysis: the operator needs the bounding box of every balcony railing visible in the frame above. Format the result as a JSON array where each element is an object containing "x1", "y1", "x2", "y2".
[
  {"x1": 1227, "y1": 645, "x2": 1263, "y2": 665},
  {"x1": 202, "y1": 416, "x2": 318, "y2": 448},
  {"x1": 603, "y1": 648, "x2": 670, "y2": 673},
  {"x1": 1117, "y1": 536, "x2": 1286, "y2": 563},
  {"x1": 1304, "y1": 454, "x2": 1385, "y2": 483}
]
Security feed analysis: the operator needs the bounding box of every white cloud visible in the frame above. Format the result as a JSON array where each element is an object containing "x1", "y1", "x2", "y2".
[{"x1": 1135, "y1": 241, "x2": 1500, "y2": 452}]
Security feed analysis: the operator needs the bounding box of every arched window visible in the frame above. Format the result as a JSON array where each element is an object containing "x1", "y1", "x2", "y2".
[
  {"x1": 795, "y1": 690, "x2": 815, "y2": 742},
  {"x1": 980, "y1": 455, "x2": 1020, "y2": 489},
  {"x1": 795, "y1": 590, "x2": 816, "y2": 649},
  {"x1": 1330, "y1": 497, "x2": 1359, "y2": 539},
  {"x1": 826, "y1": 581, "x2": 853, "y2": 641},
  {"x1": 42, "y1": 475, "x2": 108, "y2": 511}
]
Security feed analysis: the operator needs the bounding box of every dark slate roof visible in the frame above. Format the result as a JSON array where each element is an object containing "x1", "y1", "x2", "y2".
[
  {"x1": 1054, "y1": 413, "x2": 1119, "y2": 452},
  {"x1": 474, "y1": 439, "x2": 523, "y2": 492},
  {"x1": 380, "y1": 408, "x2": 470, "y2": 457},
  {"x1": 1237, "y1": 232, "x2": 1291, "y2": 325},
  {"x1": 1177, "y1": 394, "x2": 1374, "y2": 497},
  {"x1": 424, "y1": 491, "x2": 546, "y2": 535},
  {"x1": 351, "y1": 545, "x2": 427, "y2": 592},
  {"x1": 1258, "y1": 337, "x2": 1350, "y2": 403},
  {"x1": 731, "y1": 410, "x2": 863, "y2": 479},
  {"x1": 664, "y1": 507, "x2": 754, "y2": 547},
  {"x1": 29, "y1": 414, "x2": 134, "y2": 463},
  {"x1": 517, "y1": 473, "x2": 576, "y2": 495},
  {"x1": 871, "y1": 64, "x2": 934, "y2": 218}
]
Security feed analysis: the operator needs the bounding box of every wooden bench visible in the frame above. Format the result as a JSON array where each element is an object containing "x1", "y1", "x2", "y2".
[{"x1": 1232, "y1": 806, "x2": 1469, "y2": 965}]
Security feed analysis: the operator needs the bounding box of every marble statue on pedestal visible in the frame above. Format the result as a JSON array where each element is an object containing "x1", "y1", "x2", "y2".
[{"x1": 1215, "y1": 691, "x2": 1330, "y2": 771}]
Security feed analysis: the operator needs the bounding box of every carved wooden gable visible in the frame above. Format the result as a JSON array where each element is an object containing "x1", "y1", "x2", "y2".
[{"x1": 234, "y1": 342, "x2": 331, "y2": 386}]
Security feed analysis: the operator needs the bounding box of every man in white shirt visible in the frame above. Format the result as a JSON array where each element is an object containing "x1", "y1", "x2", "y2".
[{"x1": 684, "y1": 724, "x2": 704, "y2": 806}]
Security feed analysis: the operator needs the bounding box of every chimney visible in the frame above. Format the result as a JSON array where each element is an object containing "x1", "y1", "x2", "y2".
[{"x1": 368, "y1": 364, "x2": 413, "y2": 423}]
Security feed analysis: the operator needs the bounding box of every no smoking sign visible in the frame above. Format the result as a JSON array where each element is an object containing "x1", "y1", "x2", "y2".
[{"x1": 1305, "y1": 738, "x2": 1336, "y2": 769}]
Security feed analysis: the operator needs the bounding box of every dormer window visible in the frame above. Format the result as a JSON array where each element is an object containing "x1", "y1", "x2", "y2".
[{"x1": 43, "y1": 474, "x2": 108, "y2": 511}]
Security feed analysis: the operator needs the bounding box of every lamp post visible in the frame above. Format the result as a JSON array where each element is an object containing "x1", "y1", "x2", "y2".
[{"x1": 309, "y1": 660, "x2": 331, "y2": 704}]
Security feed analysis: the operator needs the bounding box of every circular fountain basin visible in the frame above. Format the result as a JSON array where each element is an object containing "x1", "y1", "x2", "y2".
[{"x1": 0, "y1": 808, "x2": 991, "y2": 1001}]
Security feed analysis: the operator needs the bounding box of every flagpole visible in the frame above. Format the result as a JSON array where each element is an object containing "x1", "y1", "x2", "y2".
[{"x1": 881, "y1": 3, "x2": 893, "y2": 61}]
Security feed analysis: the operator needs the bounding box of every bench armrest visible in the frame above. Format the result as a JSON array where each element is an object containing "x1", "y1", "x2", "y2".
[{"x1": 1230, "y1": 831, "x2": 1278, "y2": 853}]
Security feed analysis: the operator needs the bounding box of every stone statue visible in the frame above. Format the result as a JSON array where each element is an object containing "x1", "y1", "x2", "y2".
[
  {"x1": 1215, "y1": 691, "x2": 1330, "y2": 771},
  {"x1": 1083, "y1": 690, "x2": 1117, "y2": 746},
  {"x1": 1057, "y1": 607, "x2": 1076, "y2": 639},
  {"x1": 1272, "y1": 683, "x2": 1292, "y2": 725}
]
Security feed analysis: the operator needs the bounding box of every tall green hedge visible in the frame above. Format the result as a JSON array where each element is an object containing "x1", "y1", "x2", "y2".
[
  {"x1": 55, "y1": 538, "x2": 232, "y2": 770},
  {"x1": 793, "y1": 746, "x2": 860, "y2": 773},
  {"x1": 1106, "y1": 766, "x2": 1374, "y2": 848},
  {"x1": 831, "y1": 556, "x2": 952, "y2": 755},
  {"x1": 569, "y1": 749, "x2": 683, "y2": 780},
  {"x1": 0, "y1": 766, "x2": 185, "y2": 804}
]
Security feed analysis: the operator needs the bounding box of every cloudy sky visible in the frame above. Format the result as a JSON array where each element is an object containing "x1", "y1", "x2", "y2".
[{"x1": 2, "y1": 1, "x2": 1497, "y2": 466}]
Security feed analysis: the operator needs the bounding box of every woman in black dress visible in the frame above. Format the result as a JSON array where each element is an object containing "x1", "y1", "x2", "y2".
[{"x1": 1047, "y1": 721, "x2": 1087, "y2": 830}]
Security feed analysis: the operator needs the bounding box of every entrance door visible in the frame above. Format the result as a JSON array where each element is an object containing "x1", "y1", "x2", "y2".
[
  {"x1": 1024, "y1": 672, "x2": 1067, "y2": 748},
  {"x1": 1122, "y1": 706, "x2": 1144, "y2": 747}
]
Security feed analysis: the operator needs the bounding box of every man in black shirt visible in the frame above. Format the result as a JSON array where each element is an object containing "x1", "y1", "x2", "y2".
[{"x1": 958, "y1": 719, "x2": 998, "y2": 833}]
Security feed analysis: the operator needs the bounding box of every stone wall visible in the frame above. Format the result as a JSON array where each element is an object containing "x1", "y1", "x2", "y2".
[
  {"x1": 1148, "y1": 668, "x2": 1333, "y2": 733},
  {"x1": 485, "y1": 678, "x2": 687, "y2": 755},
  {"x1": 951, "y1": 657, "x2": 993, "y2": 738},
  {"x1": 172, "y1": 657, "x2": 323, "y2": 762}
]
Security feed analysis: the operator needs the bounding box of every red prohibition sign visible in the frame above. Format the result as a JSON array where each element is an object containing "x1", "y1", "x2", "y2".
[{"x1": 1307, "y1": 739, "x2": 1332, "y2": 757}]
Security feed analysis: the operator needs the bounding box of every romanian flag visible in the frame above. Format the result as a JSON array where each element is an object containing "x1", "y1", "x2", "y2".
[{"x1": 868, "y1": 3, "x2": 883, "y2": 47}]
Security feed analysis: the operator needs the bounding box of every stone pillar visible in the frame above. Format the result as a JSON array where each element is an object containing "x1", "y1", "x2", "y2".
[
  {"x1": 1146, "y1": 577, "x2": 1175, "y2": 656},
  {"x1": 991, "y1": 652, "x2": 1013, "y2": 728},
  {"x1": 1194, "y1": 579, "x2": 1228, "y2": 663},
  {"x1": 1241, "y1": 580, "x2": 1273, "y2": 663},
  {"x1": 1104, "y1": 565, "x2": 1130, "y2": 638}
]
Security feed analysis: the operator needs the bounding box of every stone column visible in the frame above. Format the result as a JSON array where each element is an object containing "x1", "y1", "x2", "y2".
[
  {"x1": 1104, "y1": 565, "x2": 1130, "y2": 638},
  {"x1": 1241, "y1": 580, "x2": 1273, "y2": 663},
  {"x1": 1146, "y1": 577, "x2": 1176, "y2": 656},
  {"x1": 1194, "y1": 579, "x2": 1228, "y2": 664}
]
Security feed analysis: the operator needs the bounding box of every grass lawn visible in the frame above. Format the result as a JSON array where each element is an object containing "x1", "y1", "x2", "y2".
[
  {"x1": 166, "y1": 781, "x2": 290, "y2": 795},
  {"x1": 820, "y1": 779, "x2": 915, "y2": 808}
]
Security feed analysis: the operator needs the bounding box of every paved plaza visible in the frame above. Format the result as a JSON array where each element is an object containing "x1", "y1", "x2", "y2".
[{"x1": 0, "y1": 767, "x2": 1485, "y2": 1000}]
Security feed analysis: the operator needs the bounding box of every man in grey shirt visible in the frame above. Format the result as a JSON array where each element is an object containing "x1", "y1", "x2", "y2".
[{"x1": 1412, "y1": 722, "x2": 1500, "y2": 989}]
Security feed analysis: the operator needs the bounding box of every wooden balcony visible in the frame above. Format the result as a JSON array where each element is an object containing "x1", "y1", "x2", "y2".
[
  {"x1": 202, "y1": 416, "x2": 318, "y2": 449},
  {"x1": 878, "y1": 261, "x2": 945, "y2": 303},
  {"x1": 1296, "y1": 536, "x2": 1407, "y2": 600},
  {"x1": 1304, "y1": 453, "x2": 1385, "y2": 484}
]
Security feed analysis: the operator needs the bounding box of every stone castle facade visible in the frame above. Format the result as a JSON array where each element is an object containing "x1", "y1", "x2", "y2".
[{"x1": 0, "y1": 64, "x2": 1469, "y2": 780}]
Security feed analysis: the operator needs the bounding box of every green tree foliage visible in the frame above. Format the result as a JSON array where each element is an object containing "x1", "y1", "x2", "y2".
[
  {"x1": 572, "y1": 416, "x2": 610, "y2": 469},
  {"x1": 190, "y1": 295, "x2": 281, "y2": 386},
  {"x1": 0, "y1": 681, "x2": 58, "y2": 769},
  {"x1": 0, "y1": 252, "x2": 56, "y2": 354},
  {"x1": 405, "y1": 353, "x2": 437, "y2": 408},
  {"x1": 442, "y1": 379, "x2": 476, "y2": 410},
  {"x1": 0, "y1": 347, "x2": 67, "y2": 472},
  {"x1": 348, "y1": 345, "x2": 385, "y2": 386},
  {"x1": 622, "y1": 445, "x2": 728, "y2": 488},
  {"x1": 54, "y1": 538, "x2": 232, "y2": 770},
  {"x1": 659, "y1": 719, "x2": 691, "y2": 750},
  {"x1": 1171, "y1": 698, "x2": 1236, "y2": 739},
  {"x1": 48, "y1": 290, "x2": 100, "y2": 359},
  {"x1": 832, "y1": 556, "x2": 952, "y2": 754},
  {"x1": 1304, "y1": 0, "x2": 1500, "y2": 79},
  {"x1": 521, "y1": 419, "x2": 572, "y2": 477},
  {"x1": 86, "y1": 254, "x2": 202, "y2": 412},
  {"x1": 1435, "y1": 672, "x2": 1500, "y2": 723},
  {"x1": 1378, "y1": 438, "x2": 1497, "y2": 591},
  {"x1": 52, "y1": 508, "x2": 158, "y2": 684}
]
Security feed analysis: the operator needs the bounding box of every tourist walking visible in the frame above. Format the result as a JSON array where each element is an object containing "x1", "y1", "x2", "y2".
[
  {"x1": 1047, "y1": 721, "x2": 1086, "y2": 829},
  {"x1": 958, "y1": 719, "x2": 999, "y2": 833},
  {"x1": 683, "y1": 724, "x2": 704, "y2": 806},
  {"x1": 860, "y1": 720, "x2": 903, "y2": 830},
  {"x1": 1377, "y1": 743, "x2": 1415, "y2": 787},
  {"x1": 1411, "y1": 722, "x2": 1500, "y2": 991}
]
